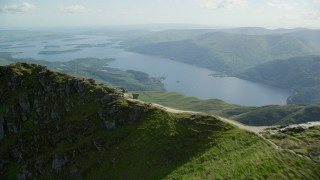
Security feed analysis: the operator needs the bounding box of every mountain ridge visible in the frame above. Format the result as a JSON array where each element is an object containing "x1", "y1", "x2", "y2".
[
  {"x1": 1, "y1": 63, "x2": 319, "y2": 179},
  {"x1": 123, "y1": 28, "x2": 320, "y2": 73}
]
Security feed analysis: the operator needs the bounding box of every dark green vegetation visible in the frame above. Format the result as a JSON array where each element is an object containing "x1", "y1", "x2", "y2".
[
  {"x1": 124, "y1": 28, "x2": 320, "y2": 73},
  {"x1": 0, "y1": 53, "x2": 164, "y2": 91},
  {"x1": 239, "y1": 55, "x2": 320, "y2": 104},
  {"x1": 38, "y1": 49, "x2": 82, "y2": 55},
  {"x1": 263, "y1": 125, "x2": 320, "y2": 161},
  {"x1": 0, "y1": 63, "x2": 319, "y2": 179},
  {"x1": 137, "y1": 91, "x2": 320, "y2": 126}
]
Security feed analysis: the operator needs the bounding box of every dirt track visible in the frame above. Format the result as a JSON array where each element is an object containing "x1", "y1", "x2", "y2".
[
  {"x1": 129, "y1": 99, "x2": 320, "y2": 157},
  {"x1": 132, "y1": 100, "x2": 282, "y2": 150},
  {"x1": 147, "y1": 101, "x2": 270, "y2": 133}
]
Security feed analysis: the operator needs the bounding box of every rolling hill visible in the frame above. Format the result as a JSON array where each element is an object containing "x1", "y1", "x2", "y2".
[
  {"x1": 239, "y1": 55, "x2": 320, "y2": 104},
  {"x1": 123, "y1": 28, "x2": 320, "y2": 72}
]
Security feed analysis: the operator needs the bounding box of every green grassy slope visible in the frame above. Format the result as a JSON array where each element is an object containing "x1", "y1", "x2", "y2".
[
  {"x1": 166, "y1": 130, "x2": 319, "y2": 179},
  {"x1": 263, "y1": 125, "x2": 320, "y2": 161},
  {"x1": 136, "y1": 91, "x2": 320, "y2": 126},
  {"x1": 0, "y1": 63, "x2": 319, "y2": 179},
  {"x1": 136, "y1": 91, "x2": 252, "y2": 114}
]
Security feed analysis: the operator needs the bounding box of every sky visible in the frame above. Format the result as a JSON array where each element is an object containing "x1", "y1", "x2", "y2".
[{"x1": 0, "y1": 0, "x2": 320, "y2": 29}]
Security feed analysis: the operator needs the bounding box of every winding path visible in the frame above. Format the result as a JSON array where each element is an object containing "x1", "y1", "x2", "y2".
[
  {"x1": 129, "y1": 99, "x2": 271, "y2": 133},
  {"x1": 128, "y1": 98, "x2": 318, "y2": 158},
  {"x1": 128, "y1": 99, "x2": 284, "y2": 150}
]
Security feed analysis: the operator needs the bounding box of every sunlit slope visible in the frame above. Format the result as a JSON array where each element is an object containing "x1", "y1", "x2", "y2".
[{"x1": 137, "y1": 91, "x2": 320, "y2": 126}]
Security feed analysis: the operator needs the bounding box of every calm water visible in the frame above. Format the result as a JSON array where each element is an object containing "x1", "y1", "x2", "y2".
[{"x1": 1, "y1": 35, "x2": 291, "y2": 106}]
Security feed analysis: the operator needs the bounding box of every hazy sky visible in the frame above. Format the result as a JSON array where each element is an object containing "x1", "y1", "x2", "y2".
[{"x1": 1, "y1": 0, "x2": 320, "y2": 28}]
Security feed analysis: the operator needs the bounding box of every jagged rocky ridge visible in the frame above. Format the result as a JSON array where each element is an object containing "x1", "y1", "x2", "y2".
[
  {"x1": 0, "y1": 63, "x2": 145, "y2": 139},
  {"x1": 0, "y1": 63, "x2": 147, "y2": 178}
]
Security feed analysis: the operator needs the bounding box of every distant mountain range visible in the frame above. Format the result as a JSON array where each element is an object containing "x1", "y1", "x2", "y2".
[
  {"x1": 123, "y1": 27, "x2": 320, "y2": 104},
  {"x1": 124, "y1": 28, "x2": 320, "y2": 72}
]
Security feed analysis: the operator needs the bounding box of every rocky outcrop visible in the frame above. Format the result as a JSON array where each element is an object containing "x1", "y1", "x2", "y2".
[
  {"x1": 0, "y1": 63, "x2": 150, "y2": 178},
  {"x1": 52, "y1": 154, "x2": 69, "y2": 174}
]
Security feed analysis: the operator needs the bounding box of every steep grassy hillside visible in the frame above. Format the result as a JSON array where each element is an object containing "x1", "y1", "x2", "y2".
[
  {"x1": 0, "y1": 63, "x2": 319, "y2": 179},
  {"x1": 239, "y1": 55, "x2": 320, "y2": 104},
  {"x1": 137, "y1": 91, "x2": 320, "y2": 126},
  {"x1": 124, "y1": 29, "x2": 320, "y2": 72}
]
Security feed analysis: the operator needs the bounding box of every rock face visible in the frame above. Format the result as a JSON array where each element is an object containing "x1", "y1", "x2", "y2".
[
  {"x1": 52, "y1": 155, "x2": 69, "y2": 174},
  {"x1": 0, "y1": 63, "x2": 149, "y2": 178},
  {"x1": 132, "y1": 93, "x2": 139, "y2": 99}
]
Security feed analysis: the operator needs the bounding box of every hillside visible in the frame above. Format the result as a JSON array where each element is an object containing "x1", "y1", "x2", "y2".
[
  {"x1": 0, "y1": 63, "x2": 319, "y2": 179},
  {"x1": 123, "y1": 28, "x2": 320, "y2": 72},
  {"x1": 137, "y1": 91, "x2": 320, "y2": 126},
  {"x1": 136, "y1": 91, "x2": 251, "y2": 114},
  {"x1": 239, "y1": 55, "x2": 320, "y2": 104},
  {"x1": 263, "y1": 124, "x2": 320, "y2": 161}
]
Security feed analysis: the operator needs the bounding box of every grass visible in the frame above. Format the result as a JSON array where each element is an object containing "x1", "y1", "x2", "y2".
[
  {"x1": 263, "y1": 125, "x2": 320, "y2": 161},
  {"x1": 136, "y1": 91, "x2": 320, "y2": 126},
  {"x1": 136, "y1": 91, "x2": 249, "y2": 114},
  {"x1": 166, "y1": 130, "x2": 319, "y2": 179}
]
